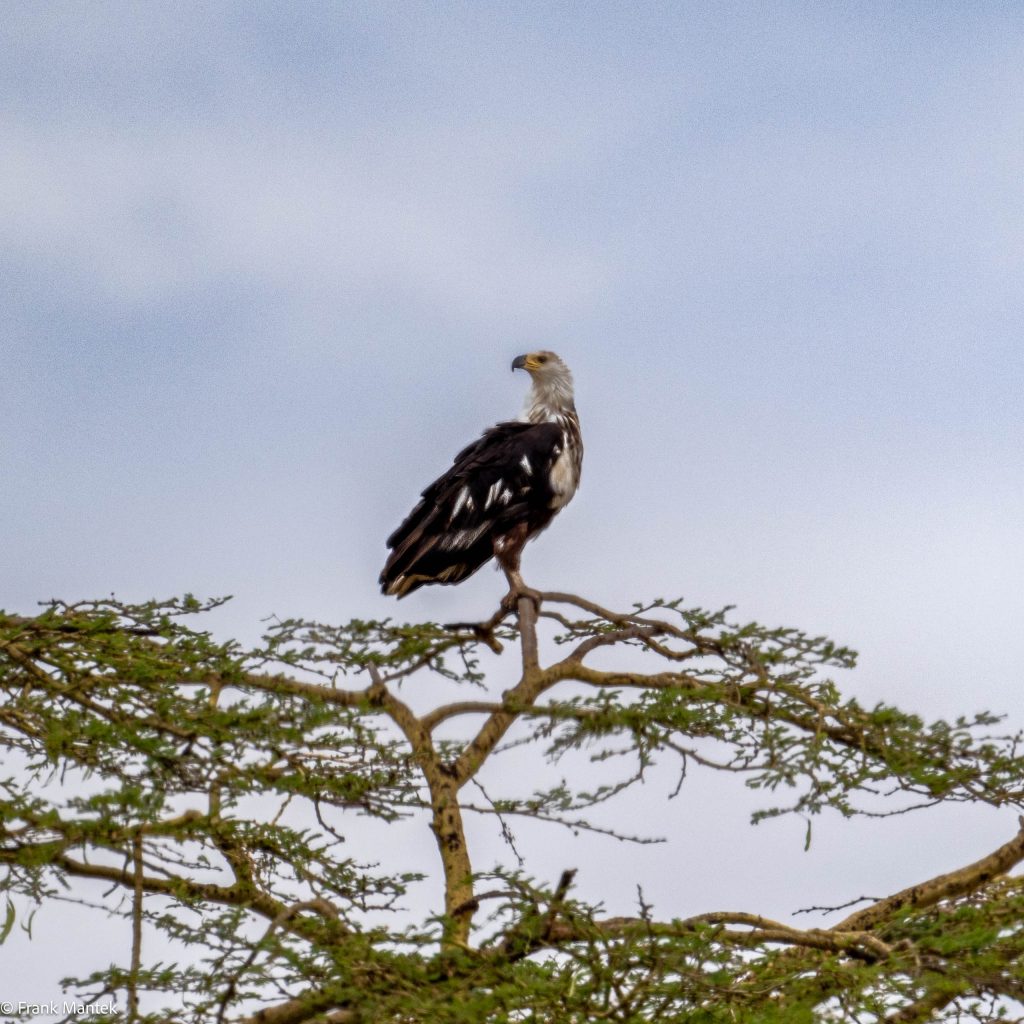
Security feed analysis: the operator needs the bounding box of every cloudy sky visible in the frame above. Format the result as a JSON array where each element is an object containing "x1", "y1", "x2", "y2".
[{"x1": 3, "y1": 0, "x2": 1024, "y2": 1007}]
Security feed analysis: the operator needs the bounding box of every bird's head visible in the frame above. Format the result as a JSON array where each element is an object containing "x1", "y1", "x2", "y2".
[
  {"x1": 512, "y1": 350, "x2": 575, "y2": 416},
  {"x1": 511, "y1": 350, "x2": 568, "y2": 377}
]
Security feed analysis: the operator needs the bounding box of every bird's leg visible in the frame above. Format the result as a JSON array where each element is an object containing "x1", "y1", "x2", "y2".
[
  {"x1": 492, "y1": 528, "x2": 542, "y2": 670},
  {"x1": 494, "y1": 527, "x2": 541, "y2": 612},
  {"x1": 500, "y1": 567, "x2": 541, "y2": 612}
]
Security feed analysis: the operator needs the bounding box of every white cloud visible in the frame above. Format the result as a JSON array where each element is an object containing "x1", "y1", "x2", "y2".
[{"x1": 0, "y1": 120, "x2": 613, "y2": 322}]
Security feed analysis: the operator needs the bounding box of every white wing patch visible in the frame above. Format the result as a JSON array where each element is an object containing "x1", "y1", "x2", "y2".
[
  {"x1": 450, "y1": 486, "x2": 474, "y2": 521},
  {"x1": 441, "y1": 523, "x2": 488, "y2": 551},
  {"x1": 520, "y1": 454, "x2": 532, "y2": 475},
  {"x1": 484, "y1": 479, "x2": 506, "y2": 510}
]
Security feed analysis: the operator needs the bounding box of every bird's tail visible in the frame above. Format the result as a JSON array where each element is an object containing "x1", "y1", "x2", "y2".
[{"x1": 379, "y1": 506, "x2": 491, "y2": 598}]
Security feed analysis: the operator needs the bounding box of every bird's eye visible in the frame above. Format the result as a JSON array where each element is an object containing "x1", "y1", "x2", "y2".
[{"x1": 537, "y1": 355, "x2": 548, "y2": 364}]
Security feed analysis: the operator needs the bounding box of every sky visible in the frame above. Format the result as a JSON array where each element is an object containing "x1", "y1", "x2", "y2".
[{"x1": 2, "y1": 0, "x2": 1024, "y2": 1011}]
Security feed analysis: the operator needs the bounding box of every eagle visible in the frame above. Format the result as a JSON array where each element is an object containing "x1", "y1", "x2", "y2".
[{"x1": 380, "y1": 351, "x2": 582, "y2": 603}]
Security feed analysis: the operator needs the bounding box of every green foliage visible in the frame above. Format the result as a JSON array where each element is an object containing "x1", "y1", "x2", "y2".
[{"x1": 0, "y1": 592, "x2": 1022, "y2": 1023}]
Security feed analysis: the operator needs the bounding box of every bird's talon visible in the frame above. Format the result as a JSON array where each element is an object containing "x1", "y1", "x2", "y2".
[{"x1": 502, "y1": 587, "x2": 542, "y2": 613}]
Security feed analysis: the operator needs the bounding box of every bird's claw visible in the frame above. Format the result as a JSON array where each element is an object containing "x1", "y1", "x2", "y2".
[{"x1": 501, "y1": 586, "x2": 542, "y2": 614}]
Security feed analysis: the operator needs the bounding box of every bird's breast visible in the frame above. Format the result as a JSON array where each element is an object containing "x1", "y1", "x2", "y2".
[{"x1": 548, "y1": 442, "x2": 579, "y2": 509}]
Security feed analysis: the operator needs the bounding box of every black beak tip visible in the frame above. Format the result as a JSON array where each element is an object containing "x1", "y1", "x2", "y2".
[{"x1": 511, "y1": 355, "x2": 528, "y2": 372}]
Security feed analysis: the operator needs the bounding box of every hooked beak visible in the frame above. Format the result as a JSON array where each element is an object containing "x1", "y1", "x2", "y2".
[{"x1": 511, "y1": 354, "x2": 528, "y2": 372}]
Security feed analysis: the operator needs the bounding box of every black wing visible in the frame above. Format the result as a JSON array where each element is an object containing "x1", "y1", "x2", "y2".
[{"x1": 380, "y1": 420, "x2": 563, "y2": 597}]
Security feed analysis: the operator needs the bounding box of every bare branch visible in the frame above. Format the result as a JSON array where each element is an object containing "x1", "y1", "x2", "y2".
[{"x1": 837, "y1": 817, "x2": 1024, "y2": 931}]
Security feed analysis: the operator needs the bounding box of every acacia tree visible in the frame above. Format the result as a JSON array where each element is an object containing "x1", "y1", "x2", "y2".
[{"x1": 1, "y1": 589, "x2": 1022, "y2": 1023}]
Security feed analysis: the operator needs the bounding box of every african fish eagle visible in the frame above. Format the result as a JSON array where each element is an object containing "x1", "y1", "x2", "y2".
[{"x1": 379, "y1": 351, "x2": 582, "y2": 601}]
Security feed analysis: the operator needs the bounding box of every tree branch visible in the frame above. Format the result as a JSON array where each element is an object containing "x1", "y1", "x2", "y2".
[
  {"x1": 837, "y1": 816, "x2": 1024, "y2": 931},
  {"x1": 235, "y1": 990, "x2": 360, "y2": 1024},
  {"x1": 127, "y1": 834, "x2": 143, "y2": 1022},
  {"x1": 541, "y1": 911, "x2": 894, "y2": 962}
]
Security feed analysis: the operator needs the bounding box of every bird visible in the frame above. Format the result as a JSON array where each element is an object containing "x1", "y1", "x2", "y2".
[{"x1": 380, "y1": 351, "x2": 582, "y2": 604}]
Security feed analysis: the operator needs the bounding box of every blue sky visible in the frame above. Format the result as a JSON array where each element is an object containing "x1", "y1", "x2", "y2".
[{"x1": 2, "y1": 0, "x2": 1024, "y2": 1006}]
